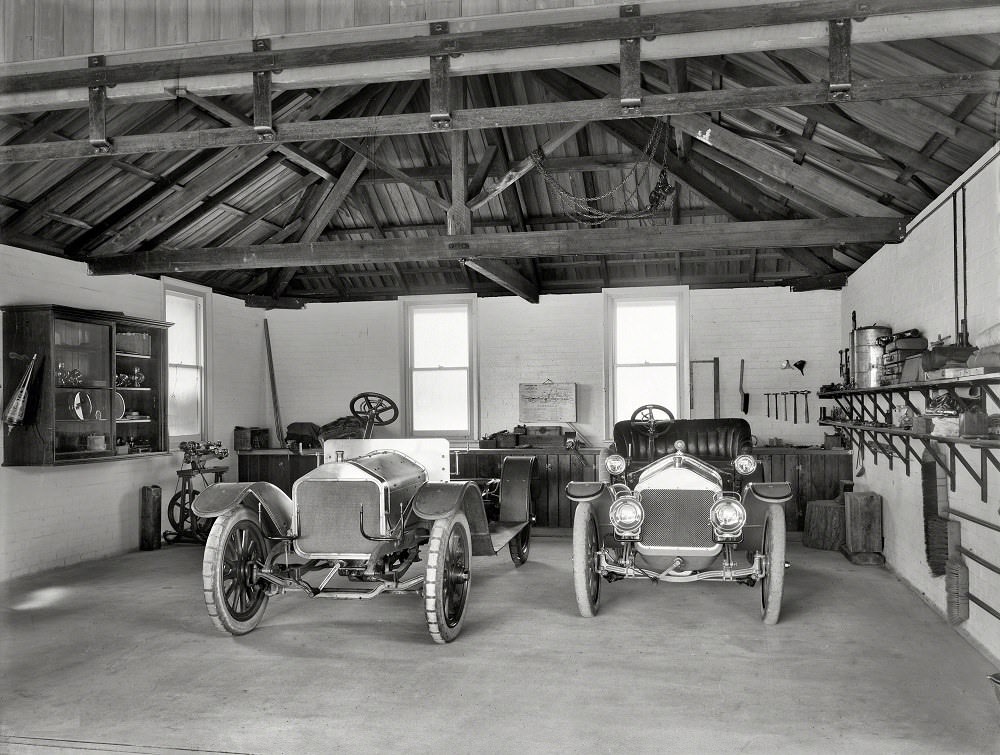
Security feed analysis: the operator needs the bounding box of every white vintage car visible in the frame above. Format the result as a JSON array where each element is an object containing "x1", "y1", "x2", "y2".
[
  {"x1": 191, "y1": 395, "x2": 533, "y2": 644},
  {"x1": 567, "y1": 406, "x2": 792, "y2": 624}
]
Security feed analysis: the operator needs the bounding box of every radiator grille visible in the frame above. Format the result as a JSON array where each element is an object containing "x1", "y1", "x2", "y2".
[
  {"x1": 639, "y1": 488, "x2": 715, "y2": 548},
  {"x1": 295, "y1": 479, "x2": 382, "y2": 555}
]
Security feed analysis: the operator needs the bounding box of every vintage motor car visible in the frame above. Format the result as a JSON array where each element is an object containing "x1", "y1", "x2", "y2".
[
  {"x1": 191, "y1": 394, "x2": 534, "y2": 644},
  {"x1": 567, "y1": 405, "x2": 792, "y2": 624}
]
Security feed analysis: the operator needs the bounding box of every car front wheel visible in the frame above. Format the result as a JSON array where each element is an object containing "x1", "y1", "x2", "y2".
[
  {"x1": 760, "y1": 503, "x2": 786, "y2": 625},
  {"x1": 202, "y1": 507, "x2": 270, "y2": 635},
  {"x1": 573, "y1": 502, "x2": 601, "y2": 617},
  {"x1": 425, "y1": 512, "x2": 471, "y2": 644}
]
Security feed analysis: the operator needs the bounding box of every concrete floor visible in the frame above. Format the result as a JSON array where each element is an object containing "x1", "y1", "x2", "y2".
[{"x1": 2, "y1": 533, "x2": 999, "y2": 755}]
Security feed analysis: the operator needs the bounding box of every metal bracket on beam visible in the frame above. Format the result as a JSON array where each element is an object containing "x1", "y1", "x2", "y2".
[
  {"x1": 620, "y1": 5, "x2": 642, "y2": 113},
  {"x1": 429, "y1": 22, "x2": 452, "y2": 129},
  {"x1": 87, "y1": 56, "x2": 112, "y2": 154},
  {"x1": 252, "y1": 39, "x2": 276, "y2": 141},
  {"x1": 828, "y1": 19, "x2": 852, "y2": 101},
  {"x1": 429, "y1": 55, "x2": 451, "y2": 129}
]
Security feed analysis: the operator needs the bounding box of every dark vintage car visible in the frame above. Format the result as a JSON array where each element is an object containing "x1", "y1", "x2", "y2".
[
  {"x1": 191, "y1": 396, "x2": 534, "y2": 644},
  {"x1": 567, "y1": 405, "x2": 792, "y2": 624}
]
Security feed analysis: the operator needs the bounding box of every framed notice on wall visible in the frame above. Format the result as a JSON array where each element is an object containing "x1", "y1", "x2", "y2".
[{"x1": 518, "y1": 382, "x2": 577, "y2": 423}]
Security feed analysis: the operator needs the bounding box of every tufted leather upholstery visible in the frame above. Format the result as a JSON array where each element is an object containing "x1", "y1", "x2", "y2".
[{"x1": 612, "y1": 417, "x2": 753, "y2": 464}]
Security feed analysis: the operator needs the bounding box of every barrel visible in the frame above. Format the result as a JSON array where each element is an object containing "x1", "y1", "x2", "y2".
[{"x1": 851, "y1": 325, "x2": 891, "y2": 388}]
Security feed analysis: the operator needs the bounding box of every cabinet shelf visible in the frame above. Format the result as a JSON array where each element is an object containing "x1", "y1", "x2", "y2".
[
  {"x1": 818, "y1": 377, "x2": 1000, "y2": 501},
  {"x1": 2, "y1": 305, "x2": 170, "y2": 466}
]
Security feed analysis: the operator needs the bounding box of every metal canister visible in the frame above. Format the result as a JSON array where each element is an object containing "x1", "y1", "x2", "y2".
[{"x1": 851, "y1": 325, "x2": 891, "y2": 388}]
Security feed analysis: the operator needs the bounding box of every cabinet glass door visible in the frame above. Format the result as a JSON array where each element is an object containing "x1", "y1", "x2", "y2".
[{"x1": 53, "y1": 319, "x2": 112, "y2": 459}]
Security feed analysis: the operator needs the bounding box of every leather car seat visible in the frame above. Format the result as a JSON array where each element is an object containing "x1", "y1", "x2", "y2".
[{"x1": 613, "y1": 417, "x2": 753, "y2": 464}]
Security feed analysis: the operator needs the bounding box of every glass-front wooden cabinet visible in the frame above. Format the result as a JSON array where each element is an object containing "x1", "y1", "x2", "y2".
[{"x1": 2, "y1": 305, "x2": 170, "y2": 465}]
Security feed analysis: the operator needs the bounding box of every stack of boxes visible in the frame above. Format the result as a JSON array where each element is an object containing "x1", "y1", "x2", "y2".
[{"x1": 880, "y1": 333, "x2": 928, "y2": 385}]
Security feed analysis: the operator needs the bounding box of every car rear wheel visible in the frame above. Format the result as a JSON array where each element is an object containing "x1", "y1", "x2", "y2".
[
  {"x1": 202, "y1": 507, "x2": 269, "y2": 635},
  {"x1": 425, "y1": 512, "x2": 471, "y2": 644},
  {"x1": 760, "y1": 503, "x2": 786, "y2": 625},
  {"x1": 573, "y1": 502, "x2": 601, "y2": 617}
]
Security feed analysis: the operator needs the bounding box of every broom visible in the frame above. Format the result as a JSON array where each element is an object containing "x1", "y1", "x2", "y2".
[{"x1": 945, "y1": 558, "x2": 969, "y2": 624}]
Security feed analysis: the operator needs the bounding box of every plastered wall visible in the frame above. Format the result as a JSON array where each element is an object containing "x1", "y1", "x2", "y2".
[
  {"x1": 842, "y1": 145, "x2": 1000, "y2": 664},
  {"x1": 0, "y1": 245, "x2": 269, "y2": 581}
]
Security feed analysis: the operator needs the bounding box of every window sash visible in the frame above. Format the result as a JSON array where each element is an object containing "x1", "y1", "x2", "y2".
[
  {"x1": 404, "y1": 298, "x2": 474, "y2": 439},
  {"x1": 165, "y1": 285, "x2": 209, "y2": 445},
  {"x1": 606, "y1": 291, "x2": 685, "y2": 434}
]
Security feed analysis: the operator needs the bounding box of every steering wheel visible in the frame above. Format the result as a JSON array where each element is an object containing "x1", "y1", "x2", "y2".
[
  {"x1": 350, "y1": 392, "x2": 399, "y2": 439},
  {"x1": 629, "y1": 404, "x2": 675, "y2": 440}
]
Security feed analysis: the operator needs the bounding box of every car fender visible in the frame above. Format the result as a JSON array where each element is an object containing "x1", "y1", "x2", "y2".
[
  {"x1": 498, "y1": 455, "x2": 535, "y2": 522},
  {"x1": 190, "y1": 481, "x2": 294, "y2": 536},
  {"x1": 412, "y1": 481, "x2": 494, "y2": 556},
  {"x1": 411, "y1": 480, "x2": 479, "y2": 520},
  {"x1": 741, "y1": 481, "x2": 792, "y2": 552}
]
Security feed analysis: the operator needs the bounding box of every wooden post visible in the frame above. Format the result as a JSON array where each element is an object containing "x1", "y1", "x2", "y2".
[{"x1": 140, "y1": 485, "x2": 161, "y2": 550}]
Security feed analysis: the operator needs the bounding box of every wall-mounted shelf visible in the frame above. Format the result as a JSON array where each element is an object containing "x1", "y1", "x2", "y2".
[{"x1": 819, "y1": 375, "x2": 999, "y2": 501}]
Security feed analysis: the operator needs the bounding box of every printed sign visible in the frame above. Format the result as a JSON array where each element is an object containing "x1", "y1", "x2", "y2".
[{"x1": 518, "y1": 382, "x2": 577, "y2": 423}]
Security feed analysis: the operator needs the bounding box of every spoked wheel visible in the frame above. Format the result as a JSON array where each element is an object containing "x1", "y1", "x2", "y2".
[
  {"x1": 202, "y1": 507, "x2": 270, "y2": 635},
  {"x1": 167, "y1": 488, "x2": 196, "y2": 531},
  {"x1": 573, "y1": 502, "x2": 601, "y2": 617},
  {"x1": 760, "y1": 503, "x2": 787, "y2": 625},
  {"x1": 167, "y1": 489, "x2": 214, "y2": 543},
  {"x1": 425, "y1": 513, "x2": 471, "y2": 644},
  {"x1": 508, "y1": 524, "x2": 531, "y2": 567}
]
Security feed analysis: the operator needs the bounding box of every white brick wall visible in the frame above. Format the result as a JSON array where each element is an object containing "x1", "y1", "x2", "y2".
[
  {"x1": 478, "y1": 294, "x2": 605, "y2": 444},
  {"x1": 262, "y1": 287, "x2": 839, "y2": 449},
  {"x1": 265, "y1": 301, "x2": 403, "y2": 437},
  {"x1": 691, "y1": 287, "x2": 841, "y2": 447},
  {"x1": 0, "y1": 245, "x2": 268, "y2": 581},
  {"x1": 843, "y1": 145, "x2": 1000, "y2": 664}
]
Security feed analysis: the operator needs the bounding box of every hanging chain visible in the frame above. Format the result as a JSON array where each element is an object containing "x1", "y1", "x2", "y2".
[{"x1": 529, "y1": 118, "x2": 677, "y2": 225}]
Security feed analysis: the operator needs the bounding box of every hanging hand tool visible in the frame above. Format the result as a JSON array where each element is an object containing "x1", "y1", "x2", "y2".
[
  {"x1": 791, "y1": 390, "x2": 799, "y2": 423},
  {"x1": 739, "y1": 359, "x2": 749, "y2": 414},
  {"x1": 781, "y1": 392, "x2": 789, "y2": 421},
  {"x1": 803, "y1": 390, "x2": 811, "y2": 423},
  {"x1": 765, "y1": 392, "x2": 771, "y2": 418}
]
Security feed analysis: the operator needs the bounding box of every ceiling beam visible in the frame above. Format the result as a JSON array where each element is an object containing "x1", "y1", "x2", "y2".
[
  {"x1": 467, "y1": 120, "x2": 588, "y2": 212},
  {"x1": 463, "y1": 259, "x2": 539, "y2": 303},
  {"x1": 6, "y1": 1, "x2": 996, "y2": 97},
  {"x1": 86, "y1": 217, "x2": 908, "y2": 276},
  {"x1": 4, "y1": 68, "x2": 999, "y2": 164}
]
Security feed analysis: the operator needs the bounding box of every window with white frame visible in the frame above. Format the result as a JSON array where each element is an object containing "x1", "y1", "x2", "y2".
[
  {"x1": 606, "y1": 290, "x2": 685, "y2": 432},
  {"x1": 164, "y1": 283, "x2": 211, "y2": 446},
  {"x1": 404, "y1": 298, "x2": 475, "y2": 438}
]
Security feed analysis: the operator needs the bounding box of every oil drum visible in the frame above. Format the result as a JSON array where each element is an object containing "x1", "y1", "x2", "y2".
[{"x1": 851, "y1": 325, "x2": 891, "y2": 388}]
